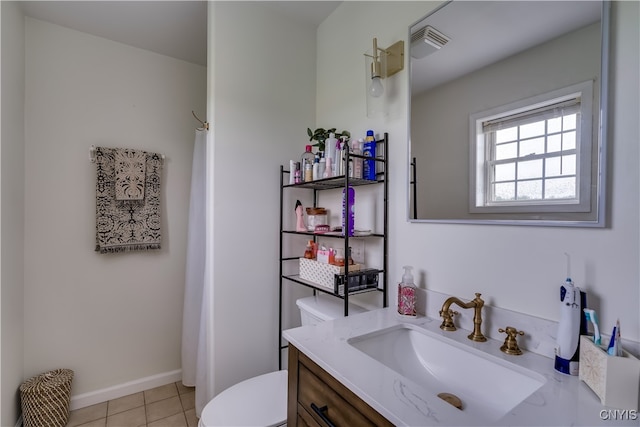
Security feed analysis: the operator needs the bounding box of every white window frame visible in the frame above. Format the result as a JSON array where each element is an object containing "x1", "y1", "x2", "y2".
[{"x1": 469, "y1": 81, "x2": 593, "y2": 214}]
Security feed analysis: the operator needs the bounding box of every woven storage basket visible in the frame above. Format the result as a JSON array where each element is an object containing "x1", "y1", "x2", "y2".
[{"x1": 20, "y1": 369, "x2": 74, "y2": 427}]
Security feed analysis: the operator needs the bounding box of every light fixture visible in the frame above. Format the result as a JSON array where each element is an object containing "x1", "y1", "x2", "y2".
[{"x1": 365, "y1": 37, "x2": 404, "y2": 98}]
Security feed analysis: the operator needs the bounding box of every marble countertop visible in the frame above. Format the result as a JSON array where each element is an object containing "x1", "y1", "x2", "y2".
[{"x1": 283, "y1": 307, "x2": 638, "y2": 426}]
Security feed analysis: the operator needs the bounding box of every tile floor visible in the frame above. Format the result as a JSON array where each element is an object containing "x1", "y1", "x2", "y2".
[{"x1": 66, "y1": 382, "x2": 198, "y2": 427}]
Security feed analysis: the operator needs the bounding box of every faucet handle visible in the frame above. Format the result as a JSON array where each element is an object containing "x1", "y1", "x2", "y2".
[
  {"x1": 439, "y1": 309, "x2": 459, "y2": 331},
  {"x1": 498, "y1": 326, "x2": 524, "y2": 355}
]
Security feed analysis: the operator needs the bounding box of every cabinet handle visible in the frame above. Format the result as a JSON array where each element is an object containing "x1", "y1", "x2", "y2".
[{"x1": 311, "y1": 403, "x2": 337, "y2": 427}]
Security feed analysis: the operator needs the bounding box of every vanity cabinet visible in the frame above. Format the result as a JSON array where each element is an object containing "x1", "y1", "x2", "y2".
[
  {"x1": 278, "y1": 133, "x2": 389, "y2": 369},
  {"x1": 288, "y1": 344, "x2": 394, "y2": 427}
]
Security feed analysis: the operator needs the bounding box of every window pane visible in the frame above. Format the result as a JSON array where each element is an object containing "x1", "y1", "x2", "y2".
[
  {"x1": 563, "y1": 131, "x2": 576, "y2": 150},
  {"x1": 563, "y1": 113, "x2": 577, "y2": 130},
  {"x1": 517, "y1": 180, "x2": 542, "y2": 200},
  {"x1": 518, "y1": 159, "x2": 543, "y2": 179},
  {"x1": 545, "y1": 177, "x2": 576, "y2": 199},
  {"x1": 495, "y1": 163, "x2": 515, "y2": 181},
  {"x1": 520, "y1": 121, "x2": 545, "y2": 139},
  {"x1": 496, "y1": 127, "x2": 517, "y2": 143},
  {"x1": 561, "y1": 154, "x2": 576, "y2": 175},
  {"x1": 520, "y1": 137, "x2": 545, "y2": 157},
  {"x1": 494, "y1": 182, "x2": 515, "y2": 201},
  {"x1": 546, "y1": 157, "x2": 561, "y2": 177},
  {"x1": 496, "y1": 142, "x2": 517, "y2": 160},
  {"x1": 548, "y1": 117, "x2": 562, "y2": 133},
  {"x1": 547, "y1": 134, "x2": 562, "y2": 153}
]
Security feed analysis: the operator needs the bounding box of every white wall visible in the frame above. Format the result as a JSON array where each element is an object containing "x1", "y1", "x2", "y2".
[
  {"x1": 317, "y1": 1, "x2": 639, "y2": 344},
  {"x1": 23, "y1": 17, "x2": 206, "y2": 398},
  {"x1": 1, "y1": 2, "x2": 26, "y2": 425},
  {"x1": 208, "y1": 2, "x2": 316, "y2": 393}
]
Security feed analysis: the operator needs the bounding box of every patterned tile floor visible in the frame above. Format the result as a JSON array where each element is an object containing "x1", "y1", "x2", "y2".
[{"x1": 66, "y1": 382, "x2": 198, "y2": 427}]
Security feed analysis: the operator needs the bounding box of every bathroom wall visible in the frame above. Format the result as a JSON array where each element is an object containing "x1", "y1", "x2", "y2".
[
  {"x1": 1, "y1": 2, "x2": 26, "y2": 425},
  {"x1": 23, "y1": 16, "x2": 206, "y2": 400},
  {"x1": 208, "y1": 3, "x2": 317, "y2": 394},
  {"x1": 317, "y1": 1, "x2": 639, "y2": 344}
]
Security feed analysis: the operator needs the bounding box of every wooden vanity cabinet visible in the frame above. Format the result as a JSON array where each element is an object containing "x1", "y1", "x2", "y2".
[{"x1": 288, "y1": 344, "x2": 393, "y2": 427}]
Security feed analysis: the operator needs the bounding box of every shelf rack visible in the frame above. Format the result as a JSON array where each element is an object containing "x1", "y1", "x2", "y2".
[{"x1": 277, "y1": 133, "x2": 389, "y2": 369}]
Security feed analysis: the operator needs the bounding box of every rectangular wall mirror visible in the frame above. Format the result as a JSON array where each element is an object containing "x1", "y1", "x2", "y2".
[{"x1": 408, "y1": 1, "x2": 610, "y2": 227}]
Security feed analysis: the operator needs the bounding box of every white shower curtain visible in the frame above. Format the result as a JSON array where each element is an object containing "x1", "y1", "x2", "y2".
[{"x1": 182, "y1": 129, "x2": 215, "y2": 416}]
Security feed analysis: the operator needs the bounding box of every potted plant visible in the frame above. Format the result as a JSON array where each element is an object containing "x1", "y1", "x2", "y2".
[{"x1": 307, "y1": 127, "x2": 351, "y2": 153}]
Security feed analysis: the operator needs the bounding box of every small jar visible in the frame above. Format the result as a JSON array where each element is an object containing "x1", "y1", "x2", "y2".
[{"x1": 305, "y1": 207, "x2": 328, "y2": 232}]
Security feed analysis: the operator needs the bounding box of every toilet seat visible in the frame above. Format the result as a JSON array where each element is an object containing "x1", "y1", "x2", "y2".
[{"x1": 198, "y1": 370, "x2": 288, "y2": 427}]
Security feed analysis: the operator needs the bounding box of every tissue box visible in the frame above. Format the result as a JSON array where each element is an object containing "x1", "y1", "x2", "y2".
[
  {"x1": 579, "y1": 335, "x2": 640, "y2": 410},
  {"x1": 299, "y1": 258, "x2": 361, "y2": 290}
]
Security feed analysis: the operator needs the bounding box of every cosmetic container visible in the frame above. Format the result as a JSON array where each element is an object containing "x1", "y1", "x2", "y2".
[{"x1": 305, "y1": 207, "x2": 328, "y2": 232}]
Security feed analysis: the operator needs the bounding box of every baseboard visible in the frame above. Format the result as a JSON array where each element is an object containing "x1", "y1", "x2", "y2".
[{"x1": 69, "y1": 369, "x2": 182, "y2": 411}]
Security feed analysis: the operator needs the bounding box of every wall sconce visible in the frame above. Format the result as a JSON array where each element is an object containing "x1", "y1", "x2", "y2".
[{"x1": 364, "y1": 37, "x2": 404, "y2": 117}]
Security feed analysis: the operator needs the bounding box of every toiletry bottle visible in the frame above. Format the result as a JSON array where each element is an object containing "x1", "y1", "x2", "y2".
[
  {"x1": 294, "y1": 162, "x2": 301, "y2": 184},
  {"x1": 304, "y1": 240, "x2": 314, "y2": 259},
  {"x1": 319, "y1": 155, "x2": 326, "y2": 179},
  {"x1": 323, "y1": 155, "x2": 331, "y2": 178},
  {"x1": 398, "y1": 266, "x2": 416, "y2": 317},
  {"x1": 342, "y1": 186, "x2": 355, "y2": 236},
  {"x1": 334, "y1": 139, "x2": 342, "y2": 176},
  {"x1": 326, "y1": 133, "x2": 338, "y2": 177},
  {"x1": 289, "y1": 160, "x2": 296, "y2": 185},
  {"x1": 352, "y1": 138, "x2": 363, "y2": 179},
  {"x1": 312, "y1": 155, "x2": 320, "y2": 181},
  {"x1": 363, "y1": 130, "x2": 376, "y2": 180},
  {"x1": 301, "y1": 145, "x2": 315, "y2": 182}
]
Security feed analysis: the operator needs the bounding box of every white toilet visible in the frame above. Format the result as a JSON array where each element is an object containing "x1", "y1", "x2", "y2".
[{"x1": 198, "y1": 294, "x2": 368, "y2": 427}]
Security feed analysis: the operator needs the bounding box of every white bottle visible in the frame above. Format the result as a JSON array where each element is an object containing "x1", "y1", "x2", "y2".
[
  {"x1": 398, "y1": 266, "x2": 417, "y2": 317},
  {"x1": 326, "y1": 133, "x2": 338, "y2": 177},
  {"x1": 352, "y1": 138, "x2": 363, "y2": 179},
  {"x1": 312, "y1": 155, "x2": 320, "y2": 181}
]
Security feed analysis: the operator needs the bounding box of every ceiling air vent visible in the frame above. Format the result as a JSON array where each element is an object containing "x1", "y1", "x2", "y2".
[{"x1": 411, "y1": 25, "x2": 450, "y2": 59}]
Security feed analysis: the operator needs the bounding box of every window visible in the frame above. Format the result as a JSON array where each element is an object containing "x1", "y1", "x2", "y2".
[{"x1": 470, "y1": 81, "x2": 593, "y2": 214}]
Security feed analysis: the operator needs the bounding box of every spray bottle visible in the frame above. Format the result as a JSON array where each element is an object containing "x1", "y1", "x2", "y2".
[{"x1": 398, "y1": 266, "x2": 417, "y2": 317}]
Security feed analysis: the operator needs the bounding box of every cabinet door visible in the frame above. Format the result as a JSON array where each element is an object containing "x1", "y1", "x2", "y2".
[{"x1": 288, "y1": 345, "x2": 393, "y2": 427}]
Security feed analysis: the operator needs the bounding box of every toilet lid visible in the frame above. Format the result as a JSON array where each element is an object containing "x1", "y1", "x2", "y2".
[{"x1": 199, "y1": 370, "x2": 287, "y2": 427}]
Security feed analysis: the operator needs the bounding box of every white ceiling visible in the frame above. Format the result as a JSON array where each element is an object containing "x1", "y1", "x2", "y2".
[{"x1": 20, "y1": 1, "x2": 341, "y2": 67}]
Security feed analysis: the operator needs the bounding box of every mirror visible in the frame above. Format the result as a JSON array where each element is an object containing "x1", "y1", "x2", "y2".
[{"x1": 408, "y1": 1, "x2": 609, "y2": 226}]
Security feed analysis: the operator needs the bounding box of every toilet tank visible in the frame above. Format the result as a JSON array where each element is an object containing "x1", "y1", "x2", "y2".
[{"x1": 296, "y1": 294, "x2": 368, "y2": 326}]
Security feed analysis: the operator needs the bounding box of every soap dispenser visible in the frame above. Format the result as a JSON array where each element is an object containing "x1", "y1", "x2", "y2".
[{"x1": 398, "y1": 266, "x2": 417, "y2": 317}]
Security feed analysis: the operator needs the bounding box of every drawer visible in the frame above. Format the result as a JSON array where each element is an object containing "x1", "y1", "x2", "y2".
[{"x1": 298, "y1": 363, "x2": 377, "y2": 427}]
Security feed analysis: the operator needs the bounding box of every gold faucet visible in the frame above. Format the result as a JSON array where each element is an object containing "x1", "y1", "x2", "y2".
[{"x1": 439, "y1": 293, "x2": 487, "y2": 342}]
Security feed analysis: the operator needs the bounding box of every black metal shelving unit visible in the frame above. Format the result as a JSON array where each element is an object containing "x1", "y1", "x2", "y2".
[{"x1": 278, "y1": 133, "x2": 389, "y2": 369}]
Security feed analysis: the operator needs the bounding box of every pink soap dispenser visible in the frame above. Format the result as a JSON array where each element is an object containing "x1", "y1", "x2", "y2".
[{"x1": 397, "y1": 266, "x2": 417, "y2": 317}]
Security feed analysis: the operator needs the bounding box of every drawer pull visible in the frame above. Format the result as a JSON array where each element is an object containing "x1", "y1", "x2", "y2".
[{"x1": 311, "y1": 403, "x2": 337, "y2": 427}]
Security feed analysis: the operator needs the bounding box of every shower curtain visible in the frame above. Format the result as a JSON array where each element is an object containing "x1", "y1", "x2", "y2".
[{"x1": 182, "y1": 129, "x2": 214, "y2": 416}]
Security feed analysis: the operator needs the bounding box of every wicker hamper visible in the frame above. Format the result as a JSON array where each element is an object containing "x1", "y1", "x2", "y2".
[{"x1": 20, "y1": 369, "x2": 74, "y2": 427}]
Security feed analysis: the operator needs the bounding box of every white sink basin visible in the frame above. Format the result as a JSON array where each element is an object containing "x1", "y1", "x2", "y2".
[{"x1": 347, "y1": 324, "x2": 546, "y2": 422}]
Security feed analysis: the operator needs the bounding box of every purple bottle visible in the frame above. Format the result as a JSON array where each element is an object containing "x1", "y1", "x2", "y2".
[{"x1": 342, "y1": 186, "x2": 355, "y2": 237}]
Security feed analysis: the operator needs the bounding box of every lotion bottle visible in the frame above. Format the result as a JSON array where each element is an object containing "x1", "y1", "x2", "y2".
[{"x1": 398, "y1": 266, "x2": 417, "y2": 317}]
